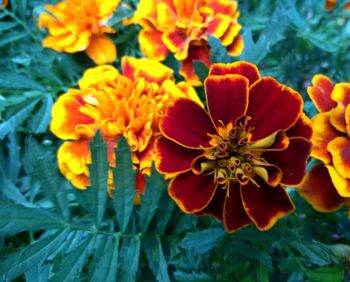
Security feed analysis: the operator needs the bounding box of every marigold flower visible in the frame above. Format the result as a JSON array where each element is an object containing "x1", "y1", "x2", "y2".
[
  {"x1": 51, "y1": 57, "x2": 202, "y2": 195},
  {"x1": 325, "y1": 0, "x2": 350, "y2": 11},
  {"x1": 155, "y1": 61, "x2": 312, "y2": 232},
  {"x1": 299, "y1": 75, "x2": 350, "y2": 215},
  {"x1": 38, "y1": 0, "x2": 119, "y2": 64},
  {"x1": 132, "y1": 0, "x2": 244, "y2": 86},
  {"x1": 2, "y1": 0, "x2": 8, "y2": 7}
]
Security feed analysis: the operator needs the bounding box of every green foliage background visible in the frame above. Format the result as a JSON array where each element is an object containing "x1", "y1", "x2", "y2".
[{"x1": 1, "y1": 0, "x2": 350, "y2": 281}]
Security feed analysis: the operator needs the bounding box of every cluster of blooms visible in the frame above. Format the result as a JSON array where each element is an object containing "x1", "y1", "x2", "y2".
[
  {"x1": 50, "y1": 56, "x2": 202, "y2": 196},
  {"x1": 299, "y1": 75, "x2": 350, "y2": 215},
  {"x1": 132, "y1": 0, "x2": 243, "y2": 86},
  {"x1": 41, "y1": 0, "x2": 350, "y2": 233}
]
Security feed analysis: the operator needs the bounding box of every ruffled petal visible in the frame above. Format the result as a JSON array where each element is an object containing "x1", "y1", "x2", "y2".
[
  {"x1": 138, "y1": 28, "x2": 169, "y2": 60},
  {"x1": 155, "y1": 137, "x2": 203, "y2": 174},
  {"x1": 160, "y1": 98, "x2": 217, "y2": 149},
  {"x1": 329, "y1": 103, "x2": 346, "y2": 133},
  {"x1": 286, "y1": 113, "x2": 313, "y2": 139},
  {"x1": 226, "y1": 35, "x2": 244, "y2": 56},
  {"x1": 307, "y1": 74, "x2": 335, "y2": 112},
  {"x1": 311, "y1": 112, "x2": 339, "y2": 164},
  {"x1": 299, "y1": 164, "x2": 344, "y2": 212},
  {"x1": 169, "y1": 171, "x2": 217, "y2": 213},
  {"x1": 207, "y1": 14, "x2": 231, "y2": 38},
  {"x1": 247, "y1": 77, "x2": 303, "y2": 141},
  {"x1": 86, "y1": 34, "x2": 116, "y2": 65},
  {"x1": 326, "y1": 165, "x2": 350, "y2": 197},
  {"x1": 327, "y1": 137, "x2": 350, "y2": 179},
  {"x1": 209, "y1": 61, "x2": 260, "y2": 85},
  {"x1": 262, "y1": 137, "x2": 311, "y2": 186},
  {"x1": 205, "y1": 74, "x2": 249, "y2": 128},
  {"x1": 331, "y1": 83, "x2": 350, "y2": 106},
  {"x1": 162, "y1": 30, "x2": 189, "y2": 60},
  {"x1": 223, "y1": 181, "x2": 253, "y2": 232},
  {"x1": 241, "y1": 180, "x2": 295, "y2": 230}
]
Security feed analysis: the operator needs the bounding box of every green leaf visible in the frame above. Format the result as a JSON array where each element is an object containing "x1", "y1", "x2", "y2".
[
  {"x1": 179, "y1": 228, "x2": 225, "y2": 256},
  {"x1": 29, "y1": 95, "x2": 53, "y2": 133},
  {"x1": 0, "y1": 72, "x2": 44, "y2": 90},
  {"x1": 6, "y1": 131, "x2": 21, "y2": 182},
  {"x1": 24, "y1": 263, "x2": 50, "y2": 282},
  {"x1": 0, "y1": 178, "x2": 36, "y2": 208},
  {"x1": 156, "y1": 193, "x2": 175, "y2": 234},
  {"x1": 0, "y1": 98, "x2": 40, "y2": 140},
  {"x1": 0, "y1": 201, "x2": 62, "y2": 236},
  {"x1": 112, "y1": 137, "x2": 135, "y2": 232},
  {"x1": 0, "y1": 31, "x2": 27, "y2": 47},
  {"x1": 208, "y1": 35, "x2": 231, "y2": 63},
  {"x1": 0, "y1": 21, "x2": 18, "y2": 32},
  {"x1": 193, "y1": 61, "x2": 209, "y2": 83},
  {"x1": 50, "y1": 234, "x2": 95, "y2": 282},
  {"x1": 89, "y1": 234, "x2": 120, "y2": 282},
  {"x1": 139, "y1": 167, "x2": 165, "y2": 232},
  {"x1": 25, "y1": 139, "x2": 70, "y2": 219},
  {"x1": 108, "y1": 3, "x2": 134, "y2": 25},
  {"x1": 144, "y1": 238, "x2": 170, "y2": 282},
  {"x1": 306, "y1": 266, "x2": 344, "y2": 282},
  {"x1": 173, "y1": 271, "x2": 212, "y2": 282},
  {"x1": 87, "y1": 133, "x2": 109, "y2": 227},
  {"x1": 117, "y1": 235, "x2": 141, "y2": 282},
  {"x1": 0, "y1": 229, "x2": 70, "y2": 281},
  {"x1": 288, "y1": 240, "x2": 331, "y2": 266}
]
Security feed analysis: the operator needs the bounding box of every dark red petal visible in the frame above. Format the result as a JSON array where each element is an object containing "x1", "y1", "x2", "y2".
[
  {"x1": 286, "y1": 113, "x2": 313, "y2": 139},
  {"x1": 223, "y1": 181, "x2": 253, "y2": 232},
  {"x1": 194, "y1": 184, "x2": 226, "y2": 220},
  {"x1": 298, "y1": 164, "x2": 344, "y2": 212},
  {"x1": 241, "y1": 180, "x2": 295, "y2": 230},
  {"x1": 135, "y1": 172, "x2": 146, "y2": 194},
  {"x1": 209, "y1": 61, "x2": 260, "y2": 85},
  {"x1": 169, "y1": 171, "x2": 217, "y2": 213},
  {"x1": 205, "y1": 74, "x2": 249, "y2": 128},
  {"x1": 263, "y1": 137, "x2": 311, "y2": 186},
  {"x1": 155, "y1": 137, "x2": 203, "y2": 174},
  {"x1": 160, "y1": 98, "x2": 217, "y2": 149},
  {"x1": 247, "y1": 77, "x2": 303, "y2": 141},
  {"x1": 307, "y1": 74, "x2": 335, "y2": 112}
]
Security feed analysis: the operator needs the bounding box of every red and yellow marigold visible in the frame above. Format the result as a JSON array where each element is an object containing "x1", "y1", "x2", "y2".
[
  {"x1": 155, "y1": 61, "x2": 312, "y2": 232},
  {"x1": 50, "y1": 57, "x2": 202, "y2": 195},
  {"x1": 299, "y1": 75, "x2": 350, "y2": 215},
  {"x1": 132, "y1": 0, "x2": 244, "y2": 86},
  {"x1": 38, "y1": 0, "x2": 119, "y2": 64}
]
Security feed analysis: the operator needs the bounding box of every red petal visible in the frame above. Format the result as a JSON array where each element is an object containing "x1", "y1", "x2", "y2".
[
  {"x1": 328, "y1": 137, "x2": 350, "y2": 179},
  {"x1": 263, "y1": 137, "x2": 311, "y2": 186},
  {"x1": 169, "y1": 172, "x2": 217, "y2": 213},
  {"x1": 154, "y1": 137, "x2": 203, "y2": 174},
  {"x1": 299, "y1": 164, "x2": 344, "y2": 212},
  {"x1": 135, "y1": 172, "x2": 146, "y2": 194},
  {"x1": 241, "y1": 180, "x2": 295, "y2": 230},
  {"x1": 226, "y1": 35, "x2": 244, "y2": 57},
  {"x1": 223, "y1": 181, "x2": 253, "y2": 232},
  {"x1": 286, "y1": 113, "x2": 313, "y2": 139},
  {"x1": 307, "y1": 74, "x2": 335, "y2": 112},
  {"x1": 247, "y1": 77, "x2": 303, "y2": 141},
  {"x1": 311, "y1": 112, "x2": 339, "y2": 164},
  {"x1": 209, "y1": 61, "x2": 260, "y2": 85},
  {"x1": 205, "y1": 74, "x2": 249, "y2": 128},
  {"x1": 160, "y1": 98, "x2": 217, "y2": 149}
]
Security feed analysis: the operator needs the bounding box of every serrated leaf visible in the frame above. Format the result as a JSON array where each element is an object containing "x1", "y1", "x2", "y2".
[
  {"x1": 208, "y1": 35, "x2": 231, "y2": 63},
  {"x1": 0, "y1": 201, "x2": 62, "y2": 236},
  {"x1": 0, "y1": 229, "x2": 70, "y2": 281},
  {"x1": 0, "y1": 178, "x2": 35, "y2": 208},
  {"x1": 25, "y1": 139, "x2": 70, "y2": 219},
  {"x1": 50, "y1": 234, "x2": 94, "y2": 282},
  {"x1": 0, "y1": 31, "x2": 27, "y2": 47},
  {"x1": 0, "y1": 72, "x2": 44, "y2": 91},
  {"x1": 24, "y1": 263, "x2": 50, "y2": 282},
  {"x1": 6, "y1": 131, "x2": 21, "y2": 182},
  {"x1": 306, "y1": 266, "x2": 344, "y2": 282},
  {"x1": 144, "y1": 238, "x2": 170, "y2": 282},
  {"x1": 288, "y1": 240, "x2": 331, "y2": 266},
  {"x1": 0, "y1": 21, "x2": 18, "y2": 32},
  {"x1": 156, "y1": 193, "x2": 175, "y2": 234},
  {"x1": 179, "y1": 228, "x2": 225, "y2": 256},
  {"x1": 89, "y1": 234, "x2": 120, "y2": 282},
  {"x1": 0, "y1": 98, "x2": 40, "y2": 140},
  {"x1": 29, "y1": 95, "x2": 53, "y2": 133},
  {"x1": 139, "y1": 167, "x2": 165, "y2": 232},
  {"x1": 117, "y1": 235, "x2": 141, "y2": 282},
  {"x1": 173, "y1": 271, "x2": 212, "y2": 282},
  {"x1": 87, "y1": 133, "x2": 109, "y2": 227},
  {"x1": 112, "y1": 137, "x2": 135, "y2": 232}
]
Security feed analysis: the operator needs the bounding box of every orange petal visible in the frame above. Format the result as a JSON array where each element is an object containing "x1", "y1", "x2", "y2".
[
  {"x1": 326, "y1": 165, "x2": 350, "y2": 197},
  {"x1": 331, "y1": 83, "x2": 350, "y2": 106},
  {"x1": 299, "y1": 164, "x2": 344, "y2": 212},
  {"x1": 207, "y1": 14, "x2": 231, "y2": 38},
  {"x1": 138, "y1": 28, "x2": 169, "y2": 60},
  {"x1": 162, "y1": 30, "x2": 189, "y2": 60},
  {"x1": 311, "y1": 112, "x2": 339, "y2": 164},
  {"x1": 220, "y1": 22, "x2": 241, "y2": 46},
  {"x1": 226, "y1": 35, "x2": 244, "y2": 57},
  {"x1": 86, "y1": 34, "x2": 116, "y2": 65},
  {"x1": 330, "y1": 103, "x2": 347, "y2": 133},
  {"x1": 307, "y1": 74, "x2": 335, "y2": 112},
  {"x1": 327, "y1": 136, "x2": 350, "y2": 179},
  {"x1": 325, "y1": 0, "x2": 336, "y2": 10}
]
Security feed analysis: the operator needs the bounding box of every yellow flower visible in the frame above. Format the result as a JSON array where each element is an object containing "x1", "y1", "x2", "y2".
[
  {"x1": 132, "y1": 0, "x2": 243, "y2": 86},
  {"x1": 39, "y1": 0, "x2": 119, "y2": 64},
  {"x1": 51, "y1": 57, "x2": 202, "y2": 194}
]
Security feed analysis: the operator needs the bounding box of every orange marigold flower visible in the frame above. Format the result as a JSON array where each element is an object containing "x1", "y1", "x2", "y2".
[
  {"x1": 132, "y1": 0, "x2": 244, "y2": 86},
  {"x1": 38, "y1": 0, "x2": 119, "y2": 64},
  {"x1": 325, "y1": 0, "x2": 350, "y2": 11},
  {"x1": 51, "y1": 57, "x2": 202, "y2": 194},
  {"x1": 299, "y1": 75, "x2": 350, "y2": 215},
  {"x1": 2, "y1": 0, "x2": 8, "y2": 7},
  {"x1": 155, "y1": 61, "x2": 312, "y2": 232}
]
